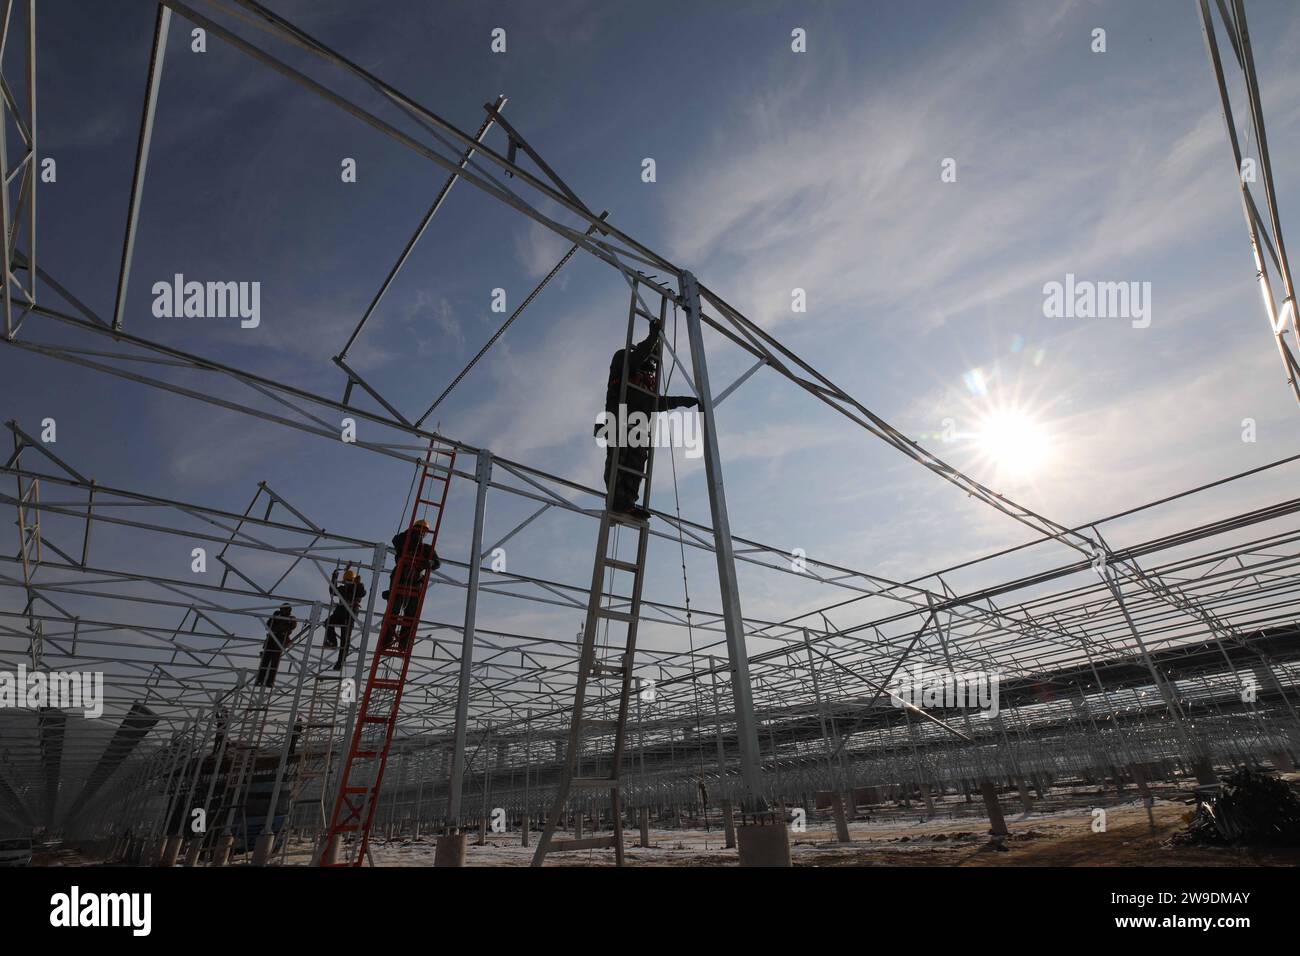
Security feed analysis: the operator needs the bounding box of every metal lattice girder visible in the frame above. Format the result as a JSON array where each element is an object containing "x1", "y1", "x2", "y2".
[
  {"x1": 0, "y1": 0, "x2": 36, "y2": 340},
  {"x1": 1198, "y1": 0, "x2": 1300, "y2": 405}
]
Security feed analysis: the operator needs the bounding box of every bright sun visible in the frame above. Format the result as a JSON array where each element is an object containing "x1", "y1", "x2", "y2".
[{"x1": 974, "y1": 408, "x2": 1050, "y2": 479}]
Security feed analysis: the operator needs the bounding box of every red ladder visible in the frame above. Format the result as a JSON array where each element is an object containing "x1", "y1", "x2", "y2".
[{"x1": 319, "y1": 440, "x2": 456, "y2": 866}]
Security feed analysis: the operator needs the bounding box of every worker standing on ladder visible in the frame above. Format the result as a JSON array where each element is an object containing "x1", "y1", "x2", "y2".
[
  {"x1": 256, "y1": 603, "x2": 298, "y2": 688},
  {"x1": 324, "y1": 567, "x2": 366, "y2": 670},
  {"x1": 380, "y1": 518, "x2": 441, "y2": 650},
  {"x1": 598, "y1": 317, "x2": 698, "y2": 519}
]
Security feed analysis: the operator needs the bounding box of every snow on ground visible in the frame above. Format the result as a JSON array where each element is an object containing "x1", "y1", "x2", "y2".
[{"x1": 280, "y1": 785, "x2": 1194, "y2": 867}]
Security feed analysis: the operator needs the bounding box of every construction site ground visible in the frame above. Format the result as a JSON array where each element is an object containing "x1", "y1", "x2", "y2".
[{"x1": 283, "y1": 778, "x2": 1300, "y2": 867}]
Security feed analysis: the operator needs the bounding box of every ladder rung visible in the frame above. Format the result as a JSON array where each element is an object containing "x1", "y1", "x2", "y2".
[
  {"x1": 603, "y1": 557, "x2": 640, "y2": 574},
  {"x1": 616, "y1": 464, "x2": 647, "y2": 476},
  {"x1": 607, "y1": 510, "x2": 648, "y2": 527},
  {"x1": 596, "y1": 607, "x2": 636, "y2": 623},
  {"x1": 570, "y1": 777, "x2": 619, "y2": 790}
]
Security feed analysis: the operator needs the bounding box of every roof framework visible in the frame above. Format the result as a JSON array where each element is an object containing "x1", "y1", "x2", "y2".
[{"x1": 1, "y1": 0, "x2": 1298, "y2": 851}]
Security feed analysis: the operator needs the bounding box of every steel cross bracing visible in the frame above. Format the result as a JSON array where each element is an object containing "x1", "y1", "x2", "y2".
[
  {"x1": 1197, "y1": 0, "x2": 1300, "y2": 407},
  {"x1": 5, "y1": 0, "x2": 1300, "y2": 840},
  {"x1": 5, "y1": 432, "x2": 1300, "y2": 832},
  {"x1": 7, "y1": 408, "x2": 1300, "y2": 723},
  {"x1": 0, "y1": 0, "x2": 1262, "y2": 728}
]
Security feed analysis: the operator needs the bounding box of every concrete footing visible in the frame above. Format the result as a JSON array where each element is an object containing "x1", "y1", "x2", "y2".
[
  {"x1": 979, "y1": 780, "x2": 1009, "y2": 837},
  {"x1": 919, "y1": 783, "x2": 935, "y2": 817},
  {"x1": 183, "y1": 839, "x2": 203, "y2": 867},
  {"x1": 211, "y1": 833, "x2": 234, "y2": 867},
  {"x1": 434, "y1": 831, "x2": 467, "y2": 867},
  {"x1": 520, "y1": 815, "x2": 530, "y2": 847},
  {"x1": 1192, "y1": 759, "x2": 1218, "y2": 785},
  {"x1": 639, "y1": 807, "x2": 650, "y2": 848},
  {"x1": 139, "y1": 838, "x2": 160, "y2": 867},
  {"x1": 251, "y1": 832, "x2": 275, "y2": 866},
  {"x1": 1015, "y1": 776, "x2": 1033, "y2": 815},
  {"x1": 321, "y1": 833, "x2": 341, "y2": 865},
  {"x1": 159, "y1": 835, "x2": 182, "y2": 867},
  {"x1": 830, "y1": 792, "x2": 851, "y2": 843},
  {"x1": 721, "y1": 801, "x2": 736, "y2": 849},
  {"x1": 736, "y1": 822, "x2": 791, "y2": 867}
]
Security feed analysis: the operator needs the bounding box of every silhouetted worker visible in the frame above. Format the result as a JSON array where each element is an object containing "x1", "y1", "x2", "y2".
[
  {"x1": 380, "y1": 518, "x2": 441, "y2": 650},
  {"x1": 598, "y1": 317, "x2": 698, "y2": 519},
  {"x1": 256, "y1": 603, "x2": 297, "y2": 687},
  {"x1": 325, "y1": 567, "x2": 366, "y2": 670},
  {"x1": 211, "y1": 707, "x2": 229, "y2": 755},
  {"x1": 288, "y1": 717, "x2": 304, "y2": 757}
]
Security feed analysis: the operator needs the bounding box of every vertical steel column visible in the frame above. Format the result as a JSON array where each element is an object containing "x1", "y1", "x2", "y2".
[
  {"x1": 522, "y1": 710, "x2": 532, "y2": 823},
  {"x1": 113, "y1": 4, "x2": 171, "y2": 331},
  {"x1": 258, "y1": 603, "x2": 319, "y2": 861},
  {"x1": 801, "y1": 629, "x2": 837, "y2": 788},
  {"x1": 681, "y1": 270, "x2": 764, "y2": 810},
  {"x1": 446, "y1": 449, "x2": 491, "y2": 828},
  {"x1": 315, "y1": 541, "x2": 386, "y2": 862},
  {"x1": 0, "y1": 1, "x2": 14, "y2": 337},
  {"x1": 24, "y1": 0, "x2": 33, "y2": 305},
  {"x1": 151, "y1": 716, "x2": 196, "y2": 845},
  {"x1": 709, "y1": 655, "x2": 727, "y2": 777},
  {"x1": 1102, "y1": 573, "x2": 1212, "y2": 779},
  {"x1": 478, "y1": 724, "x2": 493, "y2": 843}
]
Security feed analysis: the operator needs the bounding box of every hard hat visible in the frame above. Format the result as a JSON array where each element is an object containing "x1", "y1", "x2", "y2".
[
  {"x1": 343, "y1": 568, "x2": 358, "y2": 582},
  {"x1": 413, "y1": 518, "x2": 430, "y2": 531}
]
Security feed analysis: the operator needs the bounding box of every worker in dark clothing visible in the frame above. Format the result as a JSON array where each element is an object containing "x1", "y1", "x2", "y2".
[
  {"x1": 597, "y1": 317, "x2": 699, "y2": 519},
  {"x1": 256, "y1": 603, "x2": 297, "y2": 688},
  {"x1": 325, "y1": 567, "x2": 366, "y2": 670},
  {"x1": 380, "y1": 518, "x2": 441, "y2": 650},
  {"x1": 211, "y1": 707, "x2": 229, "y2": 755}
]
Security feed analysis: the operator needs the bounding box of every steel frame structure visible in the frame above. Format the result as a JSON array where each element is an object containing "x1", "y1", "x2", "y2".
[
  {"x1": 2, "y1": 0, "x2": 1300, "y2": 860},
  {"x1": 1198, "y1": 0, "x2": 1300, "y2": 405}
]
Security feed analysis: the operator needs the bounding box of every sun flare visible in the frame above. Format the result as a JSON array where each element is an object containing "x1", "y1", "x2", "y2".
[{"x1": 974, "y1": 408, "x2": 1051, "y2": 480}]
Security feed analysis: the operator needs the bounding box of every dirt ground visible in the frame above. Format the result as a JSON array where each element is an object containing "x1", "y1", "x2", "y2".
[
  {"x1": 338, "y1": 781, "x2": 1300, "y2": 867},
  {"x1": 49, "y1": 777, "x2": 1300, "y2": 867}
]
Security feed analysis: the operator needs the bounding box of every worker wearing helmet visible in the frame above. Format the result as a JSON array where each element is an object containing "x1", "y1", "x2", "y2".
[
  {"x1": 256, "y1": 602, "x2": 298, "y2": 687},
  {"x1": 380, "y1": 518, "x2": 441, "y2": 649},
  {"x1": 599, "y1": 317, "x2": 699, "y2": 520},
  {"x1": 325, "y1": 566, "x2": 366, "y2": 670}
]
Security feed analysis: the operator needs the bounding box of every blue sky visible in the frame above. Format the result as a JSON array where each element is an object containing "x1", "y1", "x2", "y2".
[{"x1": 7, "y1": 0, "x2": 1300, "y2": 692}]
